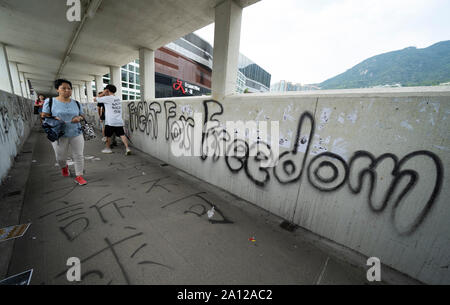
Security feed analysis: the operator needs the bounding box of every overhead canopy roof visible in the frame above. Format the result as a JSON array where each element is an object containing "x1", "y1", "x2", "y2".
[{"x1": 0, "y1": 0, "x2": 259, "y2": 95}]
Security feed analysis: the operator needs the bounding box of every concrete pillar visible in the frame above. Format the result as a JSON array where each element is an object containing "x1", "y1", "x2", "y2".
[
  {"x1": 211, "y1": 0, "x2": 243, "y2": 100},
  {"x1": 24, "y1": 77, "x2": 31, "y2": 98},
  {"x1": 95, "y1": 75, "x2": 104, "y2": 95},
  {"x1": 77, "y1": 85, "x2": 82, "y2": 101},
  {"x1": 73, "y1": 85, "x2": 80, "y2": 100},
  {"x1": 109, "y1": 66, "x2": 122, "y2": 98},
  {"x1": 79, "y1": 84, "x2": 87, "y2": 103},
  {"x1": 139, "y1": 48, "x2": 155, "y2": 101},
  {"x1": 9, "y1": 62, "x2": 23, "y2": 96},
  {"x1": 71, "y1": 84, "x2": 76, "y2": 99},
  {"x1": 19, "y1": 72, "x2": 28, "y2": 97},
  {"x1": 86, "y1": 80, "x2": 93, "y2": 102},
  {"x1": 19, "y1": 72, "x2": 28, "y2": 98},
  {"x1": 0, "y1": 43, "x2": 14, "y2": 93},
  {"x1": 16, "y1": 64, "x2": 24, "y2": 97},
  {"x1": 25, "y1": 78, "x2": 36, "y2": 100},
  {"x1": 30, "y1": 84, "x2": 37, "y2": 101}
]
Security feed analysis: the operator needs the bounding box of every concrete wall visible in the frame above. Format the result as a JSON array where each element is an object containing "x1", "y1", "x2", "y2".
[
  {"x1": 0, "y1": 90, "x2": 36, "y2": 183},
  {"x1": 82, "y1": 87, "x2": 450, "y2": 284}
]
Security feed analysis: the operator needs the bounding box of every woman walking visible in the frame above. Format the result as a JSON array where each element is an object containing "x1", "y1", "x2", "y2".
[
  {"x1": 42, "y1": 79, "x2": 87, "y2": 185},
  {"x1": 35, "y1": 94, "x2": 45, "y2": 111},
  {"x1": 35, "y1": 94, "x2": 46, "y2": 123}
]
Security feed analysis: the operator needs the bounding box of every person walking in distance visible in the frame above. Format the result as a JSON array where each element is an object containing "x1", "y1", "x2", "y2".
[
  {"x1": 94, "y1": 84, "x2": 131, "y2": 155},
  {"x1": 42, "y1": 79, "x2": 87, "y2": 186},
  {"x1": 97, "y1": 90, "x2": 117, "y2": 146},
  {"x1": 35, "y1": 94, "x2": 46, "y2": 124},
  {"x1": 97, "y1": 98, "x2": 106, "y2": 142}
]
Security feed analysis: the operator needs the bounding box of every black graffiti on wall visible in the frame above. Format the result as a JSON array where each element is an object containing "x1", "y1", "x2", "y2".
[
  {"x1": 128, "y1": 99, "x2": 444, "y2": 235},
  {"x1": 0, "y1": 106, "x2": 10, "y2": 141},
  {"x1": 346, "y1": 150, "x2": 443, "y2": 235},
  {"x1": 171, "y1": 115, "x2": 195, "y2": 150},
  {"x1": 200, "y1": 100, "x2": 227, "y2": 161},
  {"x1": 1, "y1": 95, "x2": 33, "y2": 144},
  {"x1": 307, "y1": 152, "x2": 349, "y2": 192},
  {"x1": 273, "y1": 112, "x2": 315, "y2": 185},
  {"x1": 128, "y1": 100, "x2": 196, "y2": 146},
  {"x1": 128, "y1": 101, "x2": 162, "y2": 139},
  {"x1": 224, "y1": 139, "x2": 276, "y2": 187},
  {"x1": 164, "y1": 101, "x2": 177, "y2": 141},
  {"x1": 14, "y1": 95, "x2": 32, "y2": 122}
]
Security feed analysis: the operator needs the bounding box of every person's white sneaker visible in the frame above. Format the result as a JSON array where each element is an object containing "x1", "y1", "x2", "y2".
[
  {"x1": 125, "y1": 148, "x2": 131, "y2": 155},
  {"x1": 102, "y1": 148, "x2": 113, "y2": 154}
]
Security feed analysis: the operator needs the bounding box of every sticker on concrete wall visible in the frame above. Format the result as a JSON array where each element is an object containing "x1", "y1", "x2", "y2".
[
  {"x1": 0, "y1": 223, "x2": 31, "y2": 243},
  {"x1": 0, "y1": 269, "x2": 33, "y2": 285}
]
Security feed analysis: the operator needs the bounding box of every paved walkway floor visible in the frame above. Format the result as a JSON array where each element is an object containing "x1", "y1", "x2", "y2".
[{"x1": 1, "y1": 125, "x2": 373, "y2": 285}]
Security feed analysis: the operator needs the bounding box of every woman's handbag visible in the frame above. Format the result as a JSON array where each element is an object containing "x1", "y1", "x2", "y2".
[
  {"x1": 33, "y1": 105, "x2": 40, "y2": 114},
  {"x1": 42, "y1": 117, "x2": 65, "y2": 142},
  {"x1": 81, "y1": 120, "x2": 96, "y2": 141}
]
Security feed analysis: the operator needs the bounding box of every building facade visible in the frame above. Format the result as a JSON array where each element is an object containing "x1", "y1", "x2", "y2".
[
  {"x1": 271, "y1": 80, "x2": 320, "y2": 92},
  {"x1": 238, "y1": 54, "x2": 271, "y2": 93},
  {"x1": 98, "y1": 33, "x2": 270, "y2": 99}
]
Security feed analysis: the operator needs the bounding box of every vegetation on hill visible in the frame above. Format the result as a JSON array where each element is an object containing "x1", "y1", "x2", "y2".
[{"x1": 319, "y1": 41, "x2": 450, "y2": 89}]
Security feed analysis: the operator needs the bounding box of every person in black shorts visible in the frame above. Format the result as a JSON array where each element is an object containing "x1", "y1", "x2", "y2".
[
  {"x1": 97, "y1": 100, "x2": 106, "y2": 142},
  {"x1": 94, "y1": 85, "x2": 131, "y2": 155}
]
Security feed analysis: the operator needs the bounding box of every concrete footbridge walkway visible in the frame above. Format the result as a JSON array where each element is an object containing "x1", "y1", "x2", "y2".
[
  {"x1": 1, "y1": 0, "x2": 449, "y2": 286},
  {"x1": 2, "y1": 124, "x2": 370, "y2": 285}
]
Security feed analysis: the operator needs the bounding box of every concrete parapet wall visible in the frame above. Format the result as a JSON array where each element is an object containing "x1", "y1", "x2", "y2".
[
  {"x1": 82, "y1": 87, "x2": 450, "y2": 284},
  {"x1": 0, "y1": 90, "x2": 36, "y2": 183}
]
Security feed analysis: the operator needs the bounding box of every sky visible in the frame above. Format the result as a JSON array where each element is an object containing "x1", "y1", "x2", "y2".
[{"x1": 195, "y1": 0, "x2": 450, "y2": 85}]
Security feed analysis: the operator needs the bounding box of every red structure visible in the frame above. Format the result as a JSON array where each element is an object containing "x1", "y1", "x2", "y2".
[{"x1": 154, "y1": 47, "x2": 212, "y2": 97}]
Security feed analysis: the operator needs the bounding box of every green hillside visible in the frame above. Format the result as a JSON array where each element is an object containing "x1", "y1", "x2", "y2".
[{"x1": 319, "y1": 40, "x2": 450, "y2": 89}]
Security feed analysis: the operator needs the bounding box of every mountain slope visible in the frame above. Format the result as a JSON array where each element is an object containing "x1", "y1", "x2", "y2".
[{"x1": 320, "y1": 40, "x2": 450, "y2": 89}]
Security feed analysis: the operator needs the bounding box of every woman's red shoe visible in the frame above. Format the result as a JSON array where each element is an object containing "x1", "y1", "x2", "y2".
[
  {"x1": 75, "y1": 176, "x2": 87, "y2": 186},
  {"x1": 62, "y1": 166, "x2": 70, "y2": 177}
]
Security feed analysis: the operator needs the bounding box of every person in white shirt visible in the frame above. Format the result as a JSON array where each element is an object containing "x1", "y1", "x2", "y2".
[{"x1": 94, "y1": 85, "x2": 131, "y2": 155}]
